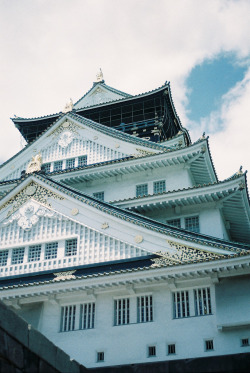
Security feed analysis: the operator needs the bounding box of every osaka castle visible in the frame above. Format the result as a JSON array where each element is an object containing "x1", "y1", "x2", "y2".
[{"x1": 0, "y1": 70, "x2": 250, "y2": 371}]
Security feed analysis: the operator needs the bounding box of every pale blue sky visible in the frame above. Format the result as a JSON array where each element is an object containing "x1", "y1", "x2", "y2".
[{"x1": 0, "y1": 0, "x2": 249, "y2": 179}]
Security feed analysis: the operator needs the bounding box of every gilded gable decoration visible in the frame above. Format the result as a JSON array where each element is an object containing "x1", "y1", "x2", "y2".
[
  {"x1": 58, "y1": 130, "x2": 75, "y2": 148},
  {"x1": 53, "y1": 270, "x2": 76, "y2": 281},
  {"x1": 48, "y1": 120, "x2": 81, "y2": 138},
  {"x1": 26, "y1": 154, "x2": 42, "y2": 174},
  {"x1": 1, "y1": 181, "x2": 65, "y2": 218}
]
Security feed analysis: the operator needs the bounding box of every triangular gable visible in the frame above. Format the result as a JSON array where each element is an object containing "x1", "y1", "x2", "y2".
[
  {"x1": 0, "y1": 174, "x2": 247, "y2": 279},
  {"x1": 1, "y1": 113, "x2": 165, "y2": 182},
  {"x1": 74, "y1": 82, "x2": 132, "y2": 110}
]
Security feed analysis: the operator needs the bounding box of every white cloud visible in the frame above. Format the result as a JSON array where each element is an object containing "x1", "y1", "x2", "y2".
[{"x1": 0, "y1": 0, "x2": 249, "y2": 181}]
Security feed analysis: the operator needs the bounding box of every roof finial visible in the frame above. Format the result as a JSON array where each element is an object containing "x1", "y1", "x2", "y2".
[
  {"x1": 237, "y1": 166, "x2": 243, "y2": 175},
  {"x1": 63, "y1": 98, "x2": 74, "y2": 113},
  {"x1": 96, "y1": 68, "x2": 104, "y2": 82}
]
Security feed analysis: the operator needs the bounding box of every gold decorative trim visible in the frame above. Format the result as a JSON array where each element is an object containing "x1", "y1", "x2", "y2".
[
  {"x1": 71, "y1": 208, "x2": 79, "y2": 216},
  {"x1": 1, "y1": 181, "x2": 65, "y2": 218},
  {"x1": 53, "y1": 270, "x2": 76, "y2": 281},
  {"x1": 134, "y1": 235, "x2": 143, "y2": 244},
  {"x1": 48, "y1": 120, "x2": 81, "y2": 138},
  {"x1": 101, "y1": 222, "x2": 109, "y2": 229}
]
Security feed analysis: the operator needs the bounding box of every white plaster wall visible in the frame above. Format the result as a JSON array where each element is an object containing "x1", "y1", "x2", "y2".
[{"x1": 34, "y1": 278, "x2": 250, "y2": 368}]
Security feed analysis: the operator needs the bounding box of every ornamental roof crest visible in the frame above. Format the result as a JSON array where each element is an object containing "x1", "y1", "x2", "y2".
[
  {"x1": 26, "y1": 153, "x2": 42, "y2": 174},
  {"x1": 48, "y1": 120, "x2": 81, "y2": 139}
]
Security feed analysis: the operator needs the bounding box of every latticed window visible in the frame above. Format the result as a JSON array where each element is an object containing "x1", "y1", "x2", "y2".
[
  {"x1": 167, "y1": 219, "x2": 181, "y2": 228},
  {"x1": 54, "y1": 161, "x2": 63, "y2": 172},
  {"x1": 173, "y1": 291, "x2": 190, "y2": 318},
  {"x1": 45, "y1": 242, "x2": 58, "y2": 260},
  {"x1": 0, "y1": 250, "x2": 8, "y2": 267},
  {"x1": 78, "y1": 155, "x2": 87, "y2": 167},
  {"x1": 137, "y1": 295, "x2": 153, "y2": 323},
  {"x1": 61, "y1": 305, "x2": 76, "y2": 332},
  {"x1": 136, "y1": 184, "x2": 148, "y2": 197},
  {"x1": 114, "y1": 298, "x2": 130, "y2": 326},
  {"x1": 66, "y1": 158, "x2": 75, "y2": 169},
  {"x1": 12, "y1": 248, "x2": 25, "y2": 264},
  {"x1": 93, "y1": 191, "x2": 104, "y2": 201},
  {"x1": 28, "y1": 245, "x2": 41, "y2": 262},
  {"x1": 185, "y1": 216, "x2": 200, "y2": 233},
  {"x1": 80, "y1": 303, "x2": 95, "y2": 329},
  {"x1": 194, "y1": 288, "x2": 212, "y2": 316},
  {"x1": 153, "y1": 180, "x2": 166, "y2": 194},
  {"x1": 43, "y1": 163, "x2": 51, "y2": 173},
  {"x1": 65, "y1": 238, "x2": 77, "y2": 256}
]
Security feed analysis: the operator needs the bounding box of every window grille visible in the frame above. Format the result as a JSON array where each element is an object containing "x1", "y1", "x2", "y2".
[
  {"x1": 12, "y1": 247, "x2": 25, "y2": 264},
  {"x1": 78, "y1": 155, "x2": 87, "y2": 167},
  {"x1": 65, "y1": 238, "x2": 77, "y2": 256},
  {"x1": 66, "y1": 158, "x2": 75, "y2": 169},
  {"x1": 167, "y1": 219, "x2": 181, "y2": 228},
  {"x1": 43, "y1": 163, "x2": 51, "y2": 173},
  {"x1": 54, "y1": 161, "x2": 63, "y2": 172},
  {"x1": 137, "y1": 295, "x2": 153, "y2": 323},
  {"x1": 148, "y1": 346, "x2": 156, "y2": 357},
  {"x1": 45, "y1": 242, "x2": 58, "y2": 260},
  {"x1": 241, "y1": 338, "x2": 249, "y2": 347},
  {"x1": 97, "y1": 352, "x2": 104, "y2": 362},
  {"x1": 194, "y1": 288, "x2": 212, "y2": 316},
  {"x1": 168, "y1": 344, "x2": 176, "y2": 355},
  {"x1": 80, "y1": 303, "x2": 95, "y2": 329},
  {"x1": 61, "y1": 305, "x2": 76, "y2": 332},
  {"x1": 28, "y1": 245, "x2": 41, "y2": 262},
  {"x1": 185, "y1": 216, "x2": 200, "y2": 233},
  {"x1": 0, "y1": 250, "x2": 8, "y2": 267},
  {"x1": 205, "y1": 340, "x2": 214, "y2": 351},
  {"x1": 153, "y1": 180, "x2": 166, "y2": 194},
  {"x1": 114, "y1": 298, "x2": 130, "y2": 326},
  {"x1": 136, "y1": 184, "x2": 148, "y2": 197},
  {"x1": 93, "y1": 191, "x2": 104, "y2": 201},
  {"x1": 173, "y1": 291, "x2": 190, "y2": 318}
]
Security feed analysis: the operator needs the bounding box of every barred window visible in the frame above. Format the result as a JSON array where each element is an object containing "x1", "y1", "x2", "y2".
[
  {"x1": 78, "y1": 155, "x2": 87, "y2": 167},
  {"x1": 65, "y1": 238, "x2": 77, "y2": 256},
  {"x1": 61, "y1": 305, "x2": 76, "y2": 332},
  {"x1": 173, "y1": 291, "x2": 190, "y2": 318},
  {"x1": 93, "y1": 191, "x2": 104, "y2": 201},
  {"x1": 28, "y1": 245, "x2": 41, "y2": 262},
  {"x1": 43, "y1": 163, "x2": 51, "y2": 173},
  {"x1": 136, "y1": 184, "x2": 148, "y2": 197},
  {"x1": 80, "y1": 303, "x2": 95, "y2": 329},
  {"x1": 114, "y1": 298, "x2": 130, "y2": 326},
  {"x1": 194, "y1": 288, "x2": 212, "y2": 316},
  {"x1": 97, "y1": 352, "x2": 104, "y2": 362},
  {"x1": 167, "y1": 219, "x2": 181, "y2": 228},
  {"x1": 66, "y1": 158, "x2": 75, "y2": 169},
  {"x1": 168, "y1": 344, "x2": 176, "y2": 355},
  {"x1": 12, "y1": 247, "x2": 25, "y2": 265},
  {"x1": 153, "y1": 180, "x2": 166, "y2": 194},
  {"x1": 0, "y1": 250, "x2": 9, "y2": 267},
  {"x1": 137, "y1": 295, "x2": 153, "y2": 323},
  {"x1": 205, "y1": 339, "x2": 214, "y2": 351},
  {"x1": 54, "y1": 161, "x2": 63, "y2": 172},
  {"x1": 241, "y1": 338, "x2": 249, "y2": 347},
  {"x1": 45, "y1": 242, "x2": 58, "y2": 260},
  {"x1": 185, "y1": 216, "x2": 200, "y2": 233},
  {"x1": 148, "y1": 346, "x2": 156, "y2": 357}
]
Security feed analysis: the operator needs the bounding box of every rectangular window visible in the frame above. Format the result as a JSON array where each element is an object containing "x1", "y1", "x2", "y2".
[
  {"x1": 80, "y1": 303, "x2": 95, "y2": 329},
  {"x1": 78, "y1": 155, "x2": 87, "y2": 167},
  {"x1": 185, "y1": 216, "x2": 200, "y2": 233},
  {"x1": 173, "y1": 291, "x2": 190, "y2": 318},
  {"x1": 66, "y1": 158, "x2": 75, "y2": 169},
  {"x1": 136, "y1": 184, "x2": 148, "y2": 197},
  {"x1": 97, "y1": 352, "x2": 104, "y2": 362},
  {"x1": 114, "y1": 298, "x2": 130, "y2": 326},
  {"x1": 93, "y1": 191, "x2": 104, "y2": 201},
  {"x1": 168, "y1": 344, "x2": 176, "y2": 355},
  {"x1": 137, "y1": 295, "x2": 153, "y2": 323},
  {"x1": 61, "y1": 305, "x2": 76, "y2": 332},
  {"x1": 65, "y1": 238, "x2": 77, "y2": 256},
  {"x1": 205, "y1": 339, "x2": 214, "y2": 351},
  {"x1": 43, "y1": 163, "x2": 51, "y2": 173},
  {"x1": 54, "y1": 161, "x2": 63, "y2": 172},
  {"x1": 12, "y1": 248, "x2": 25, "y2": 265},
  {"x1": 153, "y1": 180, "x2": 166, "y2": 194},
  {"x1": 241, "y1": 338, "x2": 249, "y2": 347},
  {"x1": 167, "y1": 219, "x2": 181, "y2": 228},
  {"x1": 45, "y1": 242, "x2": 58, "y2": 260},
  {"x1": 148, "y1": 346, "x2": 156, "y2": 357},
  {"x1": 0, "y1": 250, "x2": 8, "y2": 267},
  {"x1": 28, "y1": 245, "x2": 41, "y2": 262},
  {"x1": 194, "y1": 288, "x2": 212, "y2": 316}
]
